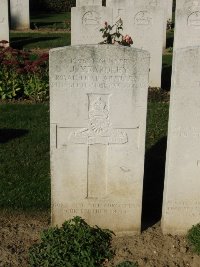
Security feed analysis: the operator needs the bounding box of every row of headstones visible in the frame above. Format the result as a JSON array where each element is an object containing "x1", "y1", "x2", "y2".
[
  {"x1": 50, "y1": 0, "x2": 200, "y2": 235},
  {"x1": 71, "y1": 0, "x2": 200, "y2": 88},
  {"x1": 71, "y1": 0, "x2": 173, "y2": 88},
  {"x1": 0, "y1": 0, "x2": 30, "y2": 45}
]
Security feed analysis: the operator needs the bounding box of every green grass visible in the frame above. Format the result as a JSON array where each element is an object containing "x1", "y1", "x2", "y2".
[
  {"x1": 187, "y1": 223, "x2": 200, "y2": 255},
  {"x1": 0, "y1": 101, "x2": 169, "y2": 211},
  {"x1": 10, "y1": 32, "x2": 71, "y2": 50},
  {"x1": 0, "y1": 103, "x2": 50, "y2": 211},
  {"x1": 166, "y1": 29, "x2": 174, "y2": 49},
  {"x1": 146, "y1": 102, "x2": 169, "y2": 150},
  {"x1": 30, "y1": 12, "x2": 71, "y2": 30}
]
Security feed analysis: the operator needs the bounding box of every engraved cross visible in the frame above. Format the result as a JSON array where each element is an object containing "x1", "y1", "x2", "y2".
[{"x1": 61, "y1": 93, "x2": 138, "y2": 199}]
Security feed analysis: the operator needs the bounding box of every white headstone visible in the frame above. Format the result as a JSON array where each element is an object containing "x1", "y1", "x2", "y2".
[
  {"x1": 107, "y1": 0, "x2": 165, "y2": 87},
  {"x1": 50, "y1": 45, "x2": 150, "y2": 234},
  {"x1": 71, "y1": 6, "x2": 112, "y2": 45},
  {"x1": 130, "y1": 0, "x2": 165, "y2": 87},
  {"x1": 162, "y1": 46, "x2": 200, "y2": 234},
  {"x1": 0, "y1": 0, "x2": 9, "y2": 45},
  {"x1": 174, "y1": 0, "x2": 200, "y2": 50},
  {"x1": 76, "y1": 0, "x2": 102, "y2": 6},
  {"x1": 10, "y1": 0, "x2": 30, "y2": 30}
]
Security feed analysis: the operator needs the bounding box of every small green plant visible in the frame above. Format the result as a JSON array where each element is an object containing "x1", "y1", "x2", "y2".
[
  {"x1": 29, "y1": 216, "x2": 115, "y2": 267},
  {"x1": 187, "y1": 223, "x2": 200, "y2": 255},
  {"x1": 100, "y1": 19, "x2": 133, "y2": 46},
  {"x1": 116, "y1": 261, "x2": 139, "y2": 267},
  {"x1": 0, "y1": 46, "x2": 49, "y2": 101}
]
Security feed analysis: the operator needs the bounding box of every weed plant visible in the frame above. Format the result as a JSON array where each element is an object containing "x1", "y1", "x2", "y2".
[
  {"x1": 187, "y1": 223, "x2": 200, "y2": 255},
  {"x1": 29, "y1": 216, "x2": 115, "y2": 267}
]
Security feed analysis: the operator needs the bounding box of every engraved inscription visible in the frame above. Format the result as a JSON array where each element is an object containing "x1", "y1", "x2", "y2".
[
  {"x1": 165, "y1": 200, "x2": 200, "y2": 217},
  {"x1": 172, "y1": 127, "x2": 200, "y2": 138},
  {"x1": 187, "y1": 11, "x2": 200, "y2": 27},
  {"x1": 53, "y1": 57, "x2": 137, "y2": 91},
  {"x1": 69, "y1": 94, "x2": 128, "y2": 145},
  {"x1": 134, "y1": 11, "x2": 152, "y2": 25},
  {"x1": 82, "y1": 11, "x2": 101, "y2": 29},
  {"x1": 52, "y1": 202, "x2": 140, "y2": 215},
  {"x1": 65, "y1": 208, "x2": 127, "y2": 215}
]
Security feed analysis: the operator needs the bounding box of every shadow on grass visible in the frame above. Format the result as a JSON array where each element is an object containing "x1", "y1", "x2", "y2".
[
  {"x1": 30, "y1": 21, "x2": 64, "y2": 29},
  {"x1": 166, "y1": 36, "x2": 174, "y2": 48},
  {"x1": 0, "y1": 129, "x2": 28, "y2": 143},
  {"x1": 141, "y1": 137, "x2": 167, "y2": 231},
  {"x1": 11, "y1": 36, "x2": 60, "y2": 49},
  {"x1": 31, "y1": 13, "x2": 63, "y2": 20},
  {"x1": 161, "y1": 64, "x2": 172, "y2": 91}
]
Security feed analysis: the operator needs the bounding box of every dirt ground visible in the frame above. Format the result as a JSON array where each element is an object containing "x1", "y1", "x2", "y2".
[{"x1": 0, "y1": 211, "x2": 200, "y2": 267}]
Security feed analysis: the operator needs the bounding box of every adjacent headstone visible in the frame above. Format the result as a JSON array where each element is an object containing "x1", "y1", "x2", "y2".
[
  {"x1": 10, "y1": 0, "x2": 30, "y2": 30},
  {"x1": 166, "y1": 0, "x2": 173, "y2": 22},
  {"x1": 107, "y1": 0, "x2": 165, "y2": 87},
  {"x1": 129, "y1": 0, "x2": 165, "y2": 87},
  {"x1": 162, "y1": 46, "x2": 200, "y2": 234},
  {"x1": 174, "y1": 0, "x2": 200, "y2": 50},
  {"x1": 50, "y1": 45, "x2": 150, "y2": 234},
  {"x1": 71, "y1": 6, "x2": 112, "y2": 45},
  {"x1": 0, "y1": 0, "x2": 9, "y2": 45},
  {"x1": 76, "y1": 0, "x2": 102, "y2": 6}
]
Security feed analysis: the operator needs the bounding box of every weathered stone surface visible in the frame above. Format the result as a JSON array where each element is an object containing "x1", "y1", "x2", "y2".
[
  {"x1": 162, "y1": 46, "x2": 200, "y2": 234},
  {"x1": 50, "y1": 45, "x2": 150, "y2": 234},
  {"x1": 0, "y1": 0, "x2": 9, "y2": 44},
  {"x1": 10, "y1": 0, "x2": 30, "y2": 30},
  {"x1": 174, "y1": 0, "x2": 200, "y2": 49},
  {"x1": 107, "y1": 0, "x2": 165, "y2": 87},
  {"x1": 71, "y1": 6, "x2": 112, "y2": 45},
  {"x1": 76, "y1": 0, "x2": 102, "y2": 6}
]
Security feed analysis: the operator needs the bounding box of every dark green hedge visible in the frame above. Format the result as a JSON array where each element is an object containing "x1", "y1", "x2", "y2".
[
  {"x1": 30, "y1": 0, "x2": 106, "y2": 13},
  {"x1": 30, "y1": 0, "x2": 76, "y2": 13}
]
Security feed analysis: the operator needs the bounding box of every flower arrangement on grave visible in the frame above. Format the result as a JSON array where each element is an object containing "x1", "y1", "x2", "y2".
[{"x1": 99, "y1": 19, "x2": 133, "y2": 47}]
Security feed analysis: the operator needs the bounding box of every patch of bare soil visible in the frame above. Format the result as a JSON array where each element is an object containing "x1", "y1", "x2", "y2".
[
  {"x1": 0, "y1": 211, "x2": 199, "y2": 267},
  {"x1": 0, "y1": 210, "x2": 50, "y2": 267}
]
